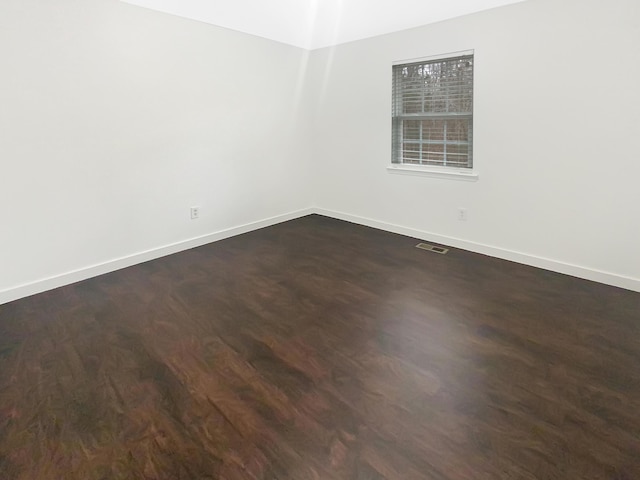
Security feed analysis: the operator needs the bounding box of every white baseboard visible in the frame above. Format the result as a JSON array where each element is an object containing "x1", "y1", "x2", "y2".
[
  {"x1": 314, "y1": 208, "x2": 640, "y2": 293},
  {"x1": 2, "y1": 206, "x2": 638, "y2": 305},
  {"x1": 0, "y1": 208, "x2": 314, "y2": 305}
]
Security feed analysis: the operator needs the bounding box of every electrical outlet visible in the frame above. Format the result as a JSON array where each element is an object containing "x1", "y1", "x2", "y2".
[
  {"x1": 190, "y1": 206, "x2": 200, "y2": 220},
  {"x1": 458, "y1": 207, "x2": 468, "y2": 221}
]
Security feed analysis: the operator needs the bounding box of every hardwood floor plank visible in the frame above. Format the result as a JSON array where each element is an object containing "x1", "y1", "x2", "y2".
[{"x1": 1, "y1": 214, "x2": 639, "y2": 479}]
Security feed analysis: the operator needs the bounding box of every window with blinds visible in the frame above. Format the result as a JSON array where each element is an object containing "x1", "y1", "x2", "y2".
[{"x1": 392, "y1": 54, "x2": 474, "y2": 169}]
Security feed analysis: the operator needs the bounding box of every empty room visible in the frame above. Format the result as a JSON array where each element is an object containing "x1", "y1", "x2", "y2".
[{"x1": 1, "y1": 0, "x2": 639, "y2": 478}]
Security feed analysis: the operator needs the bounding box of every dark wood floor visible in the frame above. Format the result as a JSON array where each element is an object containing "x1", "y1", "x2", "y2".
[{"x1": 1, "y1": 215, "x2": 639, "y2": 479}]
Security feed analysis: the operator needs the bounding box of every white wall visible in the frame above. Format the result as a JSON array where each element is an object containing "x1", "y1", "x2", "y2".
[
  {"x1": 2, "y1": 0, "x2": 639, "y2": 304},
  {"x1": 0, "y1": 0, "x2": 313, "y2": 303},
  {"x1": 308, "y1": 0, "x2": 640, "y2": 290}
]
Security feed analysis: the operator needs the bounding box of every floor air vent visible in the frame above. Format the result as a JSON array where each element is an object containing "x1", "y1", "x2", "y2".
[{"x1": 416, "y1": 243, "x2": 449, "y2": 254}]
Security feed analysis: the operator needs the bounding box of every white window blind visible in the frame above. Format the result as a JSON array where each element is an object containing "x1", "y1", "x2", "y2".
[{"x1": 392, "y1": 54, "x2": 474, "y2": 169}]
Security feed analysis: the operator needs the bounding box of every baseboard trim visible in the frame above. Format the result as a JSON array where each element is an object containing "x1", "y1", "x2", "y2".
[
  {"x1": 314, "y1": 208, "x2": 640, "y2": 293},
  {"x1": 2, "y1": 206, "x2": 638, "y2": 305},
  {"x1": 0, "y1": 208, "x2": 314, "y2": 305}
]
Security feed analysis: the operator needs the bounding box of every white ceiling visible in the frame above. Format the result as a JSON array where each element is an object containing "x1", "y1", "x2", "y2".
[{"x1": 121, "y1": 0, "x2": 526, "y2": 50}]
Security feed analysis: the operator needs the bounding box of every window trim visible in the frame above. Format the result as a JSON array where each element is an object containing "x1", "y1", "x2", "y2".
[
  {"x1": 391, "y1": 50, "x2": 474, "y2": 67},
  {"x1": 390, "y1": 50, "x2": 477, "y2": 180},
  {"x1": 386, "y1": 163, "x2": 479, "y2": 181}
]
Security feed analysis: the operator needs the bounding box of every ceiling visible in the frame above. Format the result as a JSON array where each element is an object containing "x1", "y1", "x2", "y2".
[{"x1": 121, "y1": 0, "x2": 527, "y2": 50}]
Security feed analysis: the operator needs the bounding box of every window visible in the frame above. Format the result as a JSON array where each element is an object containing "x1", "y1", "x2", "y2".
[{"x1": 392, "y1": 53, "x2": 474, "y2": 173}]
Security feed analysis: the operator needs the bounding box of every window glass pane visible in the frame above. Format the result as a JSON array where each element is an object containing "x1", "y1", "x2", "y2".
[
  {"x1": 423, "y1": 144, "x2": 444, "y2": 165},
  {"x1": 446, "y1": 119, "x2": 469, "y2": 142},
  {"x1": 422, "y1": 120, "x2": 445, "y2": 142},
  {"x1": 402, "y1": 120, "x2": 421, "y2": 142},
  {"x1": 402, "y1": 144, "x2": 421, "y2": 164},
  {"x1": 446, "y1": 144, "x2": 469, "y2": 166}
]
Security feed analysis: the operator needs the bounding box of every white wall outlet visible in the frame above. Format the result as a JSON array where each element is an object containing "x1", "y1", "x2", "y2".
[
  {"x1": 458, "y1": 207, "x2": 468, "y2": 221},
  {"x1": 190, "y1": 206, "x2": 200, "y2": 220}
]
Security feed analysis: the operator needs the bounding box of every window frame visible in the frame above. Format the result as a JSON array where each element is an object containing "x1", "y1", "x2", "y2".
[{"x1": 389, "y1": 50, "x2": 478, "y2": 181}]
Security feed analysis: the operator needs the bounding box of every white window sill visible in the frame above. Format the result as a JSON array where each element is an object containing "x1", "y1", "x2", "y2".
[{"x1": 387, "y1": 164, "x2": 479, "y2": 181}]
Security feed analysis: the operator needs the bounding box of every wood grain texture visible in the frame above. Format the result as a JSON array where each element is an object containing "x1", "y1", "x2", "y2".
[{"x1": 1, "y1": 214, "x2": 639, "y2": 479}]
